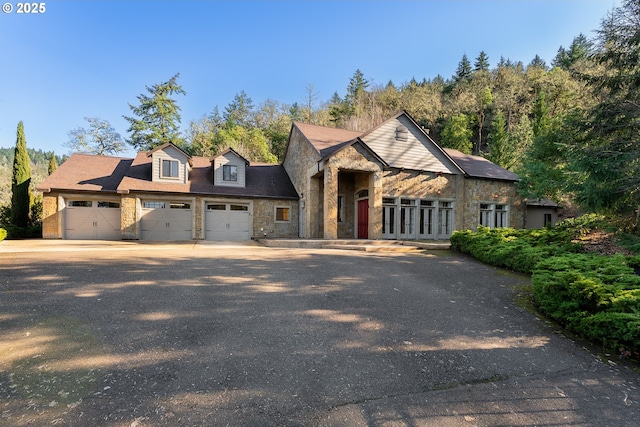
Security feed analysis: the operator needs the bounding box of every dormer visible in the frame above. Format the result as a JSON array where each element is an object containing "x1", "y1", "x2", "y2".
[
  {"x1": 211, "y1": 148, "x2": 249, "y2": 188},
  {"x1": 147, "y1": 142, "x2": 192, "y2": 184}
]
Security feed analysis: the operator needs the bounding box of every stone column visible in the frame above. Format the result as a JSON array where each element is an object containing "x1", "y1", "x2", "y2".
[
  {"x1": 41, "y1": 193, "x2": 61, "y2": 239},
  {"x1": 323, "y1": 166, "x2": 338, "y2": 239},
  {"x1": 368, "y1": 171, "x2": 384, "y2": 239},
  {"x1": 121, "y1": 196, "x2": 139, "y2": 240}
]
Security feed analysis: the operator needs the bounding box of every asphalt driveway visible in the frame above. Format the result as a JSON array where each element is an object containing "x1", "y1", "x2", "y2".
[{"x1": 0, "y1": 241, "x2": 638, "y2": 426}]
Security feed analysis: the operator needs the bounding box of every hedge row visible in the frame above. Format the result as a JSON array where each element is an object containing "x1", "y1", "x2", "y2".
[
  {"x1": 449, "y1": 215, "x2": 640, "y2": 357},
  {"x1": 533, "y1": 254, "x2": 640, "y2": 354},
  {"x1": 0, "y1": 228, "x2": 6, "y2": 242}
]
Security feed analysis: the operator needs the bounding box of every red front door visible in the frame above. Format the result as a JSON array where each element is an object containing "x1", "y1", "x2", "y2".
[{"x1": 357, "y1": 199, "x2": 369, "y2": 239}]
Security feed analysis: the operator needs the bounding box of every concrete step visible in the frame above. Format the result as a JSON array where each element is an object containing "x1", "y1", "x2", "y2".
[
  {"x1": 321, "y1": 244, "x2": 419, "y2": 252},
  {"x1": 259, "y1": 239, "x2": 451, "y2": 251}
]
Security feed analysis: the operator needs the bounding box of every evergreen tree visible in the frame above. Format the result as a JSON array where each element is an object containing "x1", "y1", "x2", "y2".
[
  {"x1": 224, "y1": 90, "x2": 254, "y2": 128},
  {"x1": 485, "y1": 110, "x2": 518, "y2": 169},
  {"x1": 124, "y1": 73, "x2": 186, "y2": 151},
  {"x1": 568, "y1": 0, "x2": 640, "y2": 214},
  {"x1": 48, "y1": 154, "x2": 58, "y2": 175},
  {"x1": 474, "y1": 51, "x2": 490, "y2": 72},
  {"x1": 454, "y1": 54, "x2": 473, "y2": 82},
  {"x1": 11, "y1": 121, "x2": 31, "y2": 228},
  {"x1": 440, "y1": 113, "x2": 473, "y2": 154},
  {"x1": 528, "y1": 55, "x2": 547, "y2": 70}
]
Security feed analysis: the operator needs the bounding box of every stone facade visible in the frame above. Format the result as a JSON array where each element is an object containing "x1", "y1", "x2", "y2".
[
  {"x1": 41, "y1": 193, "x2": 62, "y2": 239},
  {"x1": 41, "y1": 192, "x2": 298, "y2": 240}
]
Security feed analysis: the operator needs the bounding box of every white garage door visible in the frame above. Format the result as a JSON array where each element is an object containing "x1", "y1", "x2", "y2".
[
  {"x1": 141, "y1": 201, "x2": 193, "y2": 241},
  {"x1": 64, "y1": 199, "x2": 121, "y2": 240},
  {"x1": 205, "y1": 203, "x2": 250, "y2": 240}
]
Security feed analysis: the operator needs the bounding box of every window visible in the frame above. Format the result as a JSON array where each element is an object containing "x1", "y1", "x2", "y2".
[
  {"x1": 544, "y1": 213, "x2": 553, "y2": 227},
  {"x1": 207, "y1": 204, "x2": 226, "y2": 211},
  {"x1": 276, "y1": 207, "x2": 290, "y2": 222},
  {"x1": 223, "y1": 164, "x2": 238, "y2": 181},
  {"x1": 478, "y1": 203, "x2": 509, "y2": 228},
  {"x1": 230, "y1": 204, "x2": 248, "y2": 211},
  {"x1": 98, "y1": 201, "x2": 120, "y2": 208},
  {"x1": 337, "y1": 195, "x2": 344, "y2": 222},
  {"x1": 143, "y1": 201, "x2": 165, "y2": 209},
  {"x1": 162, "y1": 159, "x2": 179, "y2": 178},
  {"x1": 170, "y1": 203, "x2": 191, "y2": 209},
  {"x1": 69, "y1": 200, "x2": 92, "y2": 207}
]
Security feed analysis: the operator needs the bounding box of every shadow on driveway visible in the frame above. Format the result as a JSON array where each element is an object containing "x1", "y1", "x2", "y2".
[{"x1": 1, "y1": 243, "x2": 638, "y2": 426}]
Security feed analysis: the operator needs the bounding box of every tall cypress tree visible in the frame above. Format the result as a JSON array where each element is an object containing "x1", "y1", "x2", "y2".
[
  {"x1": 48, "y1": 153, "x2": 58, "y2": 175},
  {"x1": 11, "y1": 121, "x2": 31, "y2": 228}
]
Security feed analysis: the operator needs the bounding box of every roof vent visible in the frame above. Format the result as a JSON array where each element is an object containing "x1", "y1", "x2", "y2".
[{"x1": 395, "y1": 125, "x2": 408, "y2": 141}]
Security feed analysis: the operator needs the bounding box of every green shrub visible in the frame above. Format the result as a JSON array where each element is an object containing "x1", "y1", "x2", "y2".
[
  {"x1": 0, "y1": 228, "x2": 6, "y2": 241},
  {"x1": 450, "y1": 226, "x2": 581, "y2": 274},
  {"x1": 532, "y1": 254, "x2": 640, "y2": 355},
  {"x1": 451, "y1": 215, "x2": 640, "y2": 357}
]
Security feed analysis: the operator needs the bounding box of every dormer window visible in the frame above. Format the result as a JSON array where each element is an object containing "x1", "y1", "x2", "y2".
[
  {"x1": 162, "y1": 159, "x2": 179, "y2": 178},
  {"x1": 223, "y1": 164, "x2": 238, "y2": 182}
]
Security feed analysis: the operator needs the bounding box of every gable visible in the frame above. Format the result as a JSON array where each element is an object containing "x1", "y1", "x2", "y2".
[
  {"x1": 150, "y1": 145, "x2": 191, "y2": 184},
  {"x1": 212, "y1": 149, "x2": 247, "y2": 188},
  {"x1": 360, "y1": 114, "x2": 461, "y2": 174}
]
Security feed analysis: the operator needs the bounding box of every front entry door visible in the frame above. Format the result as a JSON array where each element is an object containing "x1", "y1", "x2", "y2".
[{"x1": 357, "y1": 199, "x2": 369, "y2": 239}]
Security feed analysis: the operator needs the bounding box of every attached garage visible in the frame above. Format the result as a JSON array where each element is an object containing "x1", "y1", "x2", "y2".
[
  {"x1": 64, "y1": 199, "x2": 121, "y2": 240},
  {"x1": 141, "y1": 200, "x2": 193, "y2": 241},
  {"x1": 205, "y1": 202, "x2": 250, "y2": 240}
]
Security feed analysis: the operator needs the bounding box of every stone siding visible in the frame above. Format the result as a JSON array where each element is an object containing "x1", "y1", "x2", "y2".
[
  {"x1": 41, "y1": 193, "x2": 62, "y2": 239},
  {"x1": 120, "y1": 196, "x2": 138, "y2": 239},
  {"x1": 252, "y1": 198, "x2": 299, "y2": 239},
  {"x1": 459, "y1": 178, "x2": 525, "y2": 230}
]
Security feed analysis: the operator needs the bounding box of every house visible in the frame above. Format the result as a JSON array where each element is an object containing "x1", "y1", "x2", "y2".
[
  {"x1": 39, "y1": 111, "x2": 526, "y2": 241},
  {"x1": 38, "y1": 143, "x2": 299, "y2": 240},
  {"x1": 282, "y1": 111, "x2": 524, "y2": 240},
  {"x1": 525, "y1": 198, "x2": 560, "y2": 228}
]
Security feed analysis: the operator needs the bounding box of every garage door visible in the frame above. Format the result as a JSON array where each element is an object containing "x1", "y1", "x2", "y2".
[
  {"x1": 141, "y1": 201, "x2": 193, "y2": 241},
  {"x1": 205, "y1": 203, "x2": 250, "y2": 240},
  {"x1": 64, "y1": 200, "x2": 121, "y2": 240}
]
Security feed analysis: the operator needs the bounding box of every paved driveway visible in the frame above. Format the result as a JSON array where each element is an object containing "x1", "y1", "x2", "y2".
[{"x1": 1, "y1": 241, "x2": 638, "y2": 426}]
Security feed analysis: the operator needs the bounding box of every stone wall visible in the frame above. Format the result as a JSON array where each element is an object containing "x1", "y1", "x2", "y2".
[
  {"x1": 459, "y1": 178, "x2": 525, "y2": 230},
  {"x1": 41, "y1": 193, "x2": 61, "y2": 239},
  {"x1": 252, "y1": 198, "x2": 298, "y2": 238},
  {"x1": 120, "y1": 196, "x2": 138, "y2": 239}
]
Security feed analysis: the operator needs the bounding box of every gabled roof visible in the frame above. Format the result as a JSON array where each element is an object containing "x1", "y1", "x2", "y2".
[
  {"x1": 211, "y1": 147, "x2": 250, "y2": 165},
  {"x1": 146, "y1": 142, "x2": 192, "y2": 159},
  {"x1": 359, "y1": 111, "x2": 463, "y2": 174},
  {"x1": 292, "y1": 122, "x2": 363, "y2": 156},
  {"x1": 38, "y1": 152, "x2": 298, "y2": 200},
  {"x1": 444, "y1": 148, "x2": 520, "y2": 182}
]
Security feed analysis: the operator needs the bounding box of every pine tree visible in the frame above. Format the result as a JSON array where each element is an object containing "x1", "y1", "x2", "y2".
[
  {"x1": 124, "y1": 73, "x2": 186, "y2": 151},
  {"x1": 11, "y1": 121, "x2": 31, "y2": 228},
  {"x1": 454, "y1": 54, "x2": 472, "y2": 82},
  {"x1": 474, "y1": 51, "x2": 490, "y2": 72},
  {"x1": 440, "y1": 113, "x2": 473, "y2": 154},
  {"x1": 486, "y1": 111, "x2": 517, "y2": 169}
]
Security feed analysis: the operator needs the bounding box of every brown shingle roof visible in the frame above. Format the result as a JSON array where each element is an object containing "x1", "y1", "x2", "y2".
[
  {"x1": 39, "y1": 152, "x2": 298, "y2": 200},
  {"x1": 293, "y1": 122, "x2": 363, "y2": 156},
  {"x1": 37, "y1": 154, "x2": 133, "y2": 193},
  {"x1": 443, "y1": 149, "x2": 520, "y2": 181}
]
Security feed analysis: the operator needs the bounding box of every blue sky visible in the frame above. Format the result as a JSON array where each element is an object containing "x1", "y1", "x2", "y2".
[{"x1": 0, "y1": 0, "x2": 615, "y2": 158}]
